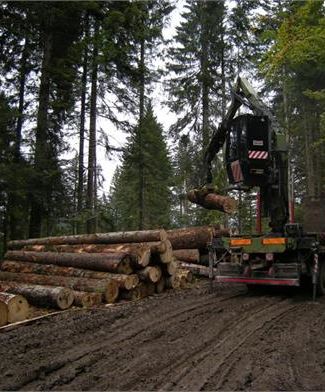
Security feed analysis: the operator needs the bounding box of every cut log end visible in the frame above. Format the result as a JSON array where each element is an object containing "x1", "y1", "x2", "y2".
[
  {"x1": 0, "y1": 292, "x2": 29, "y2": 323},
  {"x1": 166, "y1": 260, "x2": 178, "y2": 276},
  {"x1": 104, "y1": 280, "x2": 119, "y2": 303},
  {"x1": 124, "y1": 275, "x2": 139, "y2": 290},
  {"x1": 138, "y1": 266, "x2": 162, "y2": 283},
  {"x1": 73, "y1": 291, "x2": 102, "y2": 307},
  {"x1": 0, "y1": 301, "x2": 8, "y2": 326},
  {"x1": 137, "y1": 249, "x2": 151, "y2": 267},
  {"x1": 117, "y1": 258, "x2": 133, "y2": 275},
  {"x1": 187, "y1": 189, "x2": 238, "y2": 214},
  {"x1": 56, "y1": 289, "x2": 74, "y2": 310},
  {"x1": 159, "y1": 240, "x2": 173, "y2": 264}
]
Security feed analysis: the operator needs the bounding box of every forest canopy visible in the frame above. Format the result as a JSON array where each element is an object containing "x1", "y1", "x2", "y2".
[{"x1": 0, "y1": 0, "x2": 324, "y2": 247}]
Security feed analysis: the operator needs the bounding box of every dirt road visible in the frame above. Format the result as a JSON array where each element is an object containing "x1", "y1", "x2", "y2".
[{"x1": 1, "y1": 282, "x2": 325, "y2": 391}]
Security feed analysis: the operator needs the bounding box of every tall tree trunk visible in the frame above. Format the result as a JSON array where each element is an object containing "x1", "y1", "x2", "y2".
[
  {"x1": 200, "y1": 2, "x2": 210, "y2": 151},
  {"x1": 303, "y1": 99, "x2": 315, "y2": 198},
  {"x1": 77, "y1": 15, "x2": 89, "y2": 234},
  {"x1": 138, "y1": 37, "x2": 145, "y2": 230},
  {"x1": 29, "y1": 25, "x2": 53, "y2": 238},
  {"x1": 86, "y1": 19, "x2": 99, "y2": 234},
  {"x1": 15, "y1": 38, "x2": 29, "y2": 162},
  {"x1": 7, "y1": 39, "x2": 30, "y2": 241}
]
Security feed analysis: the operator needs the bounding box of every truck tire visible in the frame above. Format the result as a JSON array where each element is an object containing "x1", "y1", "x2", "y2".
[{"x1": 317, "y1": 261, "x2": 325, "y2": 296}]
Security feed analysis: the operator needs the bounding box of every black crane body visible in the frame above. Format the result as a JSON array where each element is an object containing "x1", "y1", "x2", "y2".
[{"x1": 196, "y1": 77, "x2": 325, "y2": 298}]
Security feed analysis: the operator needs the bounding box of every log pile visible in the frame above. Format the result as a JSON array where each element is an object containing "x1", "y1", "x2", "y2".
[{"x1": 0, "y1": 226, "x2": 226, "y2": 321}]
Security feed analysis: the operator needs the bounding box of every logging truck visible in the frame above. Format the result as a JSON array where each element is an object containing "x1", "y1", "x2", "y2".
[{"x1": 191, "y1": 77, "x2": 325, "y2": 299}]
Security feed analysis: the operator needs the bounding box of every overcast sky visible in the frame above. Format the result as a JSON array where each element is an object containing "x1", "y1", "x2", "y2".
[{"x1": 96, "y1": 2, "x2": 185, "y2": 194}]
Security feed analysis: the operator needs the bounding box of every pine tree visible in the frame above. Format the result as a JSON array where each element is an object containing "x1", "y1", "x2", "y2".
[
  {"x1": 110, "y1": 104, "x2": 172, "y2": 230},
  {"x1": 166, "y1": 1, "x2": 225, "y2": 147}
]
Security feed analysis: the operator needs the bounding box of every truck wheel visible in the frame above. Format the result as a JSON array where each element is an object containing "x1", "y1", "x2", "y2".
[{"x1": 317, "y1": 261, "x2": 325, "y2": 296}]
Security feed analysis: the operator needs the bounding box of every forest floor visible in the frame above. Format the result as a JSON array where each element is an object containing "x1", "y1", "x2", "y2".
[{"x1": 1, "y1": 281, "x2": 325, "y2": 391}]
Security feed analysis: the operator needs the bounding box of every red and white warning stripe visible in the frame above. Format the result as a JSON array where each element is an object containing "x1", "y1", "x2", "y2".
[{"x1": 248, "y1": 150, "x2": 268, "y2": 159}]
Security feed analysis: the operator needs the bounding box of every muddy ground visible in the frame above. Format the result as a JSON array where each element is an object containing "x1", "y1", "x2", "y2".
[{"x1": 1, "y1": 281, "x2": 325, "y2": 391}]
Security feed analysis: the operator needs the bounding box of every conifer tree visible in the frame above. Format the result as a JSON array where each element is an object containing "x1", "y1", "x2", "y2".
[{"x1": 110, "y1": 104, "x2": 172, "y2": 230}]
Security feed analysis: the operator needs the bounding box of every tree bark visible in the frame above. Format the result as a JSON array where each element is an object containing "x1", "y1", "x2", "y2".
[
  {"x1": 200, "y1": 2, "x2": 210, "y2": 151},
  {"x1": 166, "y1": 275, "x2": 185, "y2": 289},
  {"x1": 179, "y1": 262, "x2": 217, "y2": 277},
  {"x1": 77, "y1": 14, "x2": 89, "y2": 234},
  {"x1": 137, "y1": 266, "x2": 162, "y2": 283},
  {"x1": 176, "y1": 269, "x2": 192, "y2": 283},
  {"x1": 173, "y1": 249, "x2": 199, "y2": 264},
  {"x1": 15, "y1": 38, "x2": 29, "y2": 161},
  {"x1": 0, "y1": 271, "x2": 119, "y2": 303},
  {"x1": 72, "y1": 291, "x2": 102, "y2": 307},
  {"x1": 166, "y1": 226, "x2": 229, "y2": 250},
  {"x1": 86, "y1": 18, "x2": 99, "y2": 234},
  {"x1": 187, "y1": 189, "x2": 237, "y2": 213},
  {"x1": 166, "y1": 260, "x2": 178, "y2": 276},
  {"x1": 1, "y1": 260, "x2": 138, "y2": 290},
  {"x1": 0, "y1": 300, "x2": 8, "y2": 326},
  {"x1": 8, "y1": 229, "x2": 167, "y2": 249},
  {"x1": 5, "y1": 251, "x2": 132, "y2": 275},
  {"x1": 0, "y1": 282, "x2": 73, "y2": 310},
  {"x1": 29, "y1": 18, "x2": 53, "y2": 238},
  {"x1": 0, "y1": 292, "x2": 29, "y2": 323},
  {"x1": 21, "y1": 240, "x2": 172, "y2": 266},
  {"x1": 138, "y1": 36, "x2": 145, "y2": 230}
]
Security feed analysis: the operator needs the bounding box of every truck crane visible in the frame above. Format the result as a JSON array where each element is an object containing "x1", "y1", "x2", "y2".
[{"x1": 193, "y1": 77, "x2": 325, "y2": 299}]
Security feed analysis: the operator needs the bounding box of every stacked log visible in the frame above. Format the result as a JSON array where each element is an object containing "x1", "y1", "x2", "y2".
[
  {"x1": 0, "y1": 271, "x2": 119, "y2": 303},
  {"x1": 0, "y1": 292, "x2": 29, "y2": 323},
  {"x1": 1, "y1": 261, "x2": 138, "y2": 290},
  {"x1": 5, "y1": 251, "x2": 132, "y2": 274},
  {"x1": 173, "y1": 249, "x2": 200, "y2": 264},
  {"x1": 166, "y1": 226, "x2": 228, "y2": 250},
  {"x1": 1, "y1": 226, "x2": 225, "y2": 316},
  {"x1": 0, "y1": 282, "x2": 73, "y2": 310},
  {"x1": 179, "y1": 262, "x2": 218, "y2": 277}
]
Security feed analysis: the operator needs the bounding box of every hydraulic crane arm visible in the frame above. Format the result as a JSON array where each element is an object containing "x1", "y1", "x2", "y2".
[
  {"x1": 199, "y1": 76, "x2": 289, "y2": 233},
  {"x1": 204, "y1": 77, "x2": 278, "y2": 184}
]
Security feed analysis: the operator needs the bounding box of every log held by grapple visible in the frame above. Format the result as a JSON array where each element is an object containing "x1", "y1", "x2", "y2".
[{"x1": 187, "y1": 187, "x2": 238, "y2": 214}]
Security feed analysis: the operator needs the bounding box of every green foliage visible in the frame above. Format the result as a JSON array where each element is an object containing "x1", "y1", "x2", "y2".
[
  {"x1": 166, "y1": 1, "x2": 225, "y2": 140},
  {"x1": 110, "y1": 104, "x2": 172, "y2": 230},
  {"x1": 262, "y1": 0, "x2": 325, "y2": 81}
]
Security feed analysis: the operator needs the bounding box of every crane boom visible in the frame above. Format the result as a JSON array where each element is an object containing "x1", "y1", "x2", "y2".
[{"x1": 199, "y1": 77, "x2": 289, "y2": 233}]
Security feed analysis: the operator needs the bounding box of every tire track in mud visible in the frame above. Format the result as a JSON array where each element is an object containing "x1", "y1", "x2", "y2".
[
  {"x1": 157, "y1": 299, "x2": 298, "y2": 391},
  {"x1": 99, "y1": 295, "x2": 289, "y2": 391},
  {"x1": 1, "y1": 285, "x2": 314, "y2": 392},
  {"x1": 208, "y1": 305, "x2": 307, "y2": 391},
  {"x1": 15, "y1": 290, "x2": 248, "y2": 390}
]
